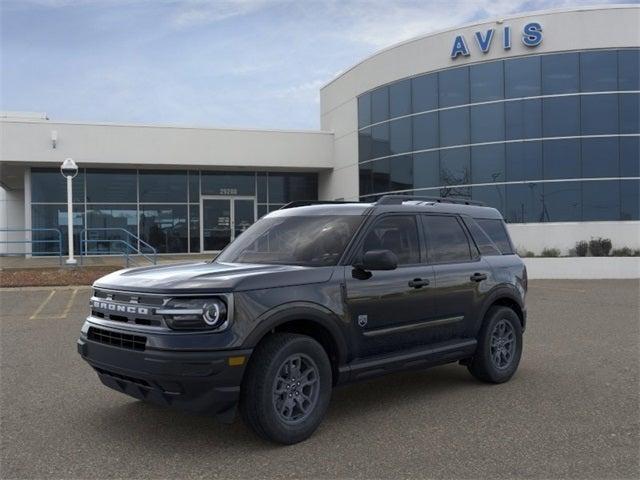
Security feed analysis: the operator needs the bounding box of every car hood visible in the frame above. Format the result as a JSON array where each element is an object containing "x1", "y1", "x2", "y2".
[{"x1": 93, "y1": 261, "x2": 336, "y2": 294}]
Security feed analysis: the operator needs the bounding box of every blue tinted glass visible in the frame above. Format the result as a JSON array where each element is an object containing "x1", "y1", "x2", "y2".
[
  {"x1": 256, "y1": 173, "x2": 267, "y2": 203},
  {"x1": 543, "y1": 96, "x2": 580, "y2": 137},
  {"x1": 359, "y1": 128, "x2": 373, "y2": 162},
  {"x1": 440, "y1": 147, "x2": 470, "y2": 185},
  {"x1": 86, "y1": 169, "x2": 136, "y2": 203},
  {"x1": 505, "y1": 99, "x2": 542, "y2": 140},
  {"x1": 582, "y1": 138, "x2": 619, "y2": 178},
  {"x1": 505, "y1": 183, "x2": 543, "y2": 223},
  {"x1": 189, "y1": 171, "x2": 200, "y2": 202},
  {"x1": 267, "y1": 173, "x2": 317, "y2": 203},
  {"x1": 139, "y1": 205, "x2": 188, "y2": 253},
  {"x1": 412, "y1": 112, "x2": 438, "y2": 150},
  {"x1": 471, "y1": 144, "x2": 505, "y2": 184},
  {"x1": 506, "y1": 142, "x2": 543, "y2": 182},
  {"x1": 139, "y1": 170, "x2": 187, "y2": 203},
  {"x1": 581, "y1": 94, "x2": 619, "y2": 135},
  {"x1": 412, "y1": 73, "x2": 438, "y2": 112},
  {"x1": 371, "y1": 123, "x2": 390, "y2": 158},
  {"x1": 389, "y1": 117, "x2": 412, "y2": 155},
  {"x1": 541, "y1": 53, "x2": 579, "y2": 94},
  {"x1": 543, "y1": 181, "x2": 581, "y2": 221},
  {"x1": 189, "y1": 204, "x2": 199, "y2": 252},
  {"x1": 472, "y1": 185, "x2": 505, "y2": 214},
  {"x1": 202, "y1": 172, "x2": 255, "y2": 196},
  {"x1": 620, "y1": 137, "x2": 640, "y2": 177},
  {"x1": 581, "y1": 51, "x2": 618, "y2": 92},
  {"x1": 371, "y1": 87, "x2": 389, "y2": 123},
  {"x1": 372, "y1": 158, "x2": 390, "y2": 192},
  {"x1": 620, "y1": 93, "x2": 640, "y2": 134},
  {"x1": 543, "y1": 139, "x2": 580, "y2": 180},
  {"x1": 390, "y1": 155, "x2": 413, "y2": 191},
  {"x1": 439, "y1": 67, "x2": 469, "y2": 107},
  {"x1": 359, "y1": 164, "x2": 373, "y2": 197},
  {"x1": 582, "y1": 180, "x2": 620, "y2": 221},
  {"x1": 439, "y1": 107, "x2": 469, "y2": 147},
  {"x1": 31, "y1": 168, "x2": 85, "y2": 203},
  {"x1": 31, "y1": 204, "x2": 84, "y2": 255},
  {"x1": 86, "y1": 205, "x2": 137, "y2": 255},
  {"x1": 470, "y1": 103, "x2": 505, "y2": 143},
  {"x1": 621, "y1": 179, "x2": 640, "y2": 220},
  {"x1": 389, "y1": 79, "x2": 411, "y2": 117},
  {"x1": 358, "y1": 94, "x2": 371, "y2": 128},
  {"x1": 619, "y1": 49, "x2": 640, "y2": 91},
  {"x1": 413, "y1": 151, "x2": 439, "y2": 189},
  {"x1": 505, "y1": 56, "x2": 541, "y2": 98},
  {"x1": 470, "y1": 61, "x2": 504, "y2": 102}
]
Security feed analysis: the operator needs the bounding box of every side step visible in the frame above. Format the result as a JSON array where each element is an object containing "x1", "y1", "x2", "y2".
[{"x1": 338, "y1": 338, "x2": 477, "y2": 384}]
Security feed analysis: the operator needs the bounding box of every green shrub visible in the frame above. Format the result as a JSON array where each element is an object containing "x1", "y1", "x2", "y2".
[
  {"x1": 517, "y1": 249, "x2": 535, "y2": 258},
  {"x1": 611, "y1": 247, "x2": 640, "y2": 257},
  {"x1": 575, "y1": 240, "x2": 589, "y2": 257},
  {"x1": 589, "y1": 237, "x2": 612, "y2": 256},
  {"x1": 541, "y1": 247, "x2": 561, "y2": 257}
]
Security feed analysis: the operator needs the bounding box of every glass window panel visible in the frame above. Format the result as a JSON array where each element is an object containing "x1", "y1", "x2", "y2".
[
  {"x1": 470, "y1": 61, "x2": 504, "y2": 102},
  {"x1": 439, "y1": 67, "x2": 469, "y2": 107},
  {"x1": 581, "y1": 94, "x2": 619, "y2": 135},
  {"x1": 412, "y1": 112, "x2": 438, "y2": 150},
  {"x1": 372, "y1": 158, "x2": 390, "y2": 193},
  {"x1": 139, "y1": 170, "x2": 187, "y2": 203},
  {"x1": 505, "y1": 99, "x2": 541, "y2": 140},
  {"x1": 359, "y1": 128, "x2": 373, "y2": 162},
  {"x1": 371, "y1": 86, "x2": 389, "y2": 123},
  {"x1": 359, "y1": 163, "x2": 373, "y2": 197},
  {"x1": 389, "y1": 79, "x2": 411, "y2": 118},
  {"x1": 371, "y1": 123, "x2": 390, "y2": 158},
  {"x1": 621, "y1": 179, "x2": 640, "y2": 220},
  {"x1": 390, "y1": 155, "x2": 413, "y2": 192},
  {"x1": 268, "y1": 173, "x2": 317, "y2": 203},
  {"x1": 413, "y1": 151, "x2": 440, "y2": 189},
  {"x1": 543, "y1": 139, "x2": 580, "y2": 180},
  {"x1": 201, "y1": 172, "x2": 255, "y2": 196},
  {"x1": 620, "y1": 93, "x2": 639, "y2": 135},
  {"x1": 582, "y1": 137, "x2": 619, "y2": 178},
  {"x1": 358, "y1": 93, "x2": 371, "y2": 128},
  {"x1": 412, "y1": 73, "x2": 438, "y2": 113},
  {"x1": 439, "y1": 107, "x2": 469, "y2": 147},
  {"x1": 476, "y1": 218, "x2": 513, "y2": 254},
  {"x1": 86, "y1": 170, "x2": 136, "y2": 203},
  {"x1": 505, "y1": 56, "x2": 541, "y2": 98},
  {"x1": 423, "y1": 215, "x2": 471, "y2": 263},
  {"x1": 31, "y1": 204, "x2": 84, "y2": 256},
  {"x1": 505, "y1": 183, "x2": 543, "y2": 223},
  {"x1": 472, "y1": 184, "x2": 505, "y2": 215},
  {"x1": 581, "y1": 51, "x2": 618, "y2": 92},
  {"x1": 582, "y1": 181, "x2": 620, "y2": 221},
  {"x1": 541, "y1": 52, "x2": 579, "y2": 94},
  {"x1": 268, "y1": 204, "x2": 285, "y2": 213},
  {"x1": 440, "y1": 147, "x2": 470, "y2": 186},
  {"x1": 364, "y1": 216, "x2": 420, "y2": 264},
  {"x1": 256, "y1": 173, "x2": 267, "y2": 203},
  {"x1": 542, "y1": 96, "x2": 580, "y2": 137},
  {"x1": 440, "y1": 185, "x2": 471, "y2": 199},
  {"x1": 85, "y1": 205, "x2": 137, "y2": 255},
  {"x1": 542, "y1": 181, "x2": 581, "y2": 222},
  {"x1": 139, "y1": 205, "x2": 188, "y2": 253},
  {"x1": 257, "y1": 204, "x2": 268, "y2": 219},
  {"x1": 619, "y1": 49, "x2": 640, "y2": 91},
  {"x1": 189, "y1": 204, "x2": 200, "y2": 253},
  {"x1": 506, "y1": 142, "x2": 543, "y2": 182},
  {"x1": 188, "y1": 171, "x2": 200, "y2": 202},
  {"x1": 470, "y1": 103, "x2": 505, "y2": 143},
  {"x1": 31, "y1": 168, "x2": 85, "y2": 203},
  {"x1": 620, "y1": 137, "x2": 640, "y2": 178},
  {"x1": 389, "y1": 117, "x2": 412, "y2": 155},
  {"x1": 471, "y1": 144, "x2": 505, "y2": 184}
]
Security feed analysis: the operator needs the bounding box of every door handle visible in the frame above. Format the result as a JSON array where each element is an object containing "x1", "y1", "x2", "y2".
[
  {"x1": 408, "y1": 278, "x2": 430, "y2": 288},
  {"x1": 470, "y1": 272, "x2": 488, "y2": 282}
]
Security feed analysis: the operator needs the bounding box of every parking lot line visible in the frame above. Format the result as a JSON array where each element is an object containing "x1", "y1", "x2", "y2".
[
  {"x1": 29, "y1": 289, "x2": 56, "y2": 320},
  {"x1": 53, "y1": 288, "x2": 79, "y2": 319}
]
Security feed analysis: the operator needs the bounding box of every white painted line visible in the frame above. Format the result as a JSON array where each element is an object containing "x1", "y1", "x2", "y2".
[
  {"x1": 53, "y1": 288, "x2": 79, "y2": 319},
  {"x1": 29, "y1": 290, "x2": 56, "y2": 320}
]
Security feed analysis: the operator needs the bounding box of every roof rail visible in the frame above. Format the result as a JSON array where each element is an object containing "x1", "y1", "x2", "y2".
[
  {"x1": 279, "y1": 200, "x2": 360, "y2": 209},
  {"x1": 376, "y1": 195, "x2": 485, "y2": 206}
]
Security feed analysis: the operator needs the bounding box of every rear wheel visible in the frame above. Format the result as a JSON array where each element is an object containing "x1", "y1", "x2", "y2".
[
  {"x1": 468, "y1": 306, "x2": 523, "y2": 383},
  {"x1": 240, "y1": 333, "x2": 332, "y2": 444}
]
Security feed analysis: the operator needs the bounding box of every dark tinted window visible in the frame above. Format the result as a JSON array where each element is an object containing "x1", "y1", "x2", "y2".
[
  {"x1": 411, "y1": 73, "x2": 438, "y2": 112},
  {"x1": 371, "y1": 87, "x2": 389, "y2": 123},
  {"x1": 389, "y1": 117, "x2": 412, "y2": 155},
  {"x1": 439, "y1": 107, "x2": 469, "y2": 147},
  {"x1": 471, "y1": 103, "x2": 505, "y2": 143},
  {"x1": 582, "y1": 137, "x2": 619, "y2": 178},
  {"x1": 620, "y1": 137, "x2": 640, "y2": 177},
  {"x1": 543, "y1": 96, "x2": 580, "y2": 137},
  {"x1": 439, "y1": 67, "x2": 469, "y2": 107},
  {"x1": 581, "y1": 94, "x2": 619, "y2": 135},
  {"x1": 31, "y1": 204, "x2": 84, "y2": 255},
  {"x1": 189, "y1": 204, "x2": 200, "y2": 252},
  {"x1": 139, "y1": 205, "x2": 188, "y2": 253},
  {"x1": 139, "y1": 170, "x2": 187, "y2": 203},
  {"x1": 505, "y1": 99, "x2": 542, "y2": 140},
  {"x1": 202, "y1": 172, "x2": 254, "y2": 196},
  {"x1": 620, "y1": 93, "x2": 639, "y2": 134},
  {"x1": 31, "y1": 168, "x2": 85, "y2": 203},
  {"x1": 464, "y1": 218, "x2": 501, "y2": 256},
  {"x1": 390, "y1": 155, "x2": 413, "y2": 192},
  {"x1": 543, "y1": 181, "x2": 581, "y2": 221},
  {"x1": 371, "y1": 123, "x2": 390, "y2": 158},
  {"x1": 268, "y1": 173, "x2": 317, "y2": 203},
  {"x1": 358, "y1": 93, "x2": 371, "y2": 128},
  {"x1": 582, "y1": 180, "x2": 620, "y2": 221},
  {"x1": 359, "y1": 163, "x2": 373, "y2": 197},
  {"x1": 362, "y1": 215, "x2": 420, "y2": 265},
  {"x1": 372, "y1": 158, "x2": 390, "y2": 193},
  {"x1": 619, "y1": 49, "x2": 640, "y2": 90},
  {"x1": 505, "y1": 183, "x2": 543, "y2": 223},
  {"x1": 581, "y1": 51, "x2": 618, "y2": 92},
  {"x1": 359, "y1": 128, "x2": 372, "y2": 162},
  {"x1": 256, "y1": 172, "x2": 267, "y2": 203},
  {"x1": 472, "y1": 184, "x2": 505, "y2": 215},
  {"x1": 476, "y1": 218, "x2": 514, "y2": 254},
  {"x1": 188, "y1": 171, "x2": 200, "y2": 202},
  {"x1": 505, "y1": 56, "x2": 541, "y2": 98},
  {"x1": 621, "y1": 179, "x2": 640, "y2": 220},
  {"x1": 506, "y1": 142, "x2": 543, "y2": 182},
  {"x1": 389, "y1": 79, "x2": 411, "y2": 118},
  {"x1": 543, "y1": 139, "x2": 580, "y2": 180},
  {"x1": 86, "y1": 170, "x2": 136, "y2": 203},
  {"x1": 413, "y1": 152, "x2": 439, "y2": 189},
  {"x1": 423, "y1": 215, "x2": 471, "y2": 263},
  {"x1": 470, "y1": 61, "x2": 504, "y2": 102},
  {"x1": 541, "y1": 53, "x2": 579, "y2": 94},
  {"x1": 471, "y1": 144, "x2": 505, "y2": 184},
  {"x1": 412, "y1": 112, "x2": 438, "y2": 150},
  {"x1": 440, "y1": 147, "x2": 470, "y2": 185}
]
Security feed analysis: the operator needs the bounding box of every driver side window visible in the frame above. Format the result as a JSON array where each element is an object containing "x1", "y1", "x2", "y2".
[{"x1": 361, "y1": 215, "x2": 420, "y2": 265}]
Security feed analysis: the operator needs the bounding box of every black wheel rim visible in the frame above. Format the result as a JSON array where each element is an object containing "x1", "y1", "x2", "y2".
[
  {"x1": 272, "y1": 353, "x2": 320, "y2": 425},
  {"x1": 490, "y1": 319, "x2": 516, "y2": 370}
]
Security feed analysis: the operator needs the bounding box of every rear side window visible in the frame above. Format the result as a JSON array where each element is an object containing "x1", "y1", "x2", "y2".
[
  {"x1": 422, "y1": 215, "x2": 472, "y2": 263},
  {"x1": 464, "y1": 218, "x2": 502, "y2": 256},
  {"x1": 476, "y1": 218, "x2": 514, "y2": 254},
  {"x1": 362, "y1": 215, "x2": 420, "y2": 265}
]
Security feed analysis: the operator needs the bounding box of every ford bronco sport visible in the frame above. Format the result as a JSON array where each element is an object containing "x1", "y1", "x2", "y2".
[{"x1": 78, "y1": 195, "x2": 527, "y2": 444}]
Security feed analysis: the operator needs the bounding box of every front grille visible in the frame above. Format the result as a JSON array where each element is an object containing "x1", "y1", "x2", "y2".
[
  {"x1": 87, "y1": 326, "x2": 146, "y2": 351},
  {"x1": 90, "y1": 289, "x2": 166, "y2": 328}
]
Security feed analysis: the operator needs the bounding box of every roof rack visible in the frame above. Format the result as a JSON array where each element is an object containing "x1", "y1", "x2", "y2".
[
  {"x1": 376, "y1": 195, "x2": 486, "y2": 206},
  {"x1": 279, "y1": 200, "x2": 361, "y2": 209}
]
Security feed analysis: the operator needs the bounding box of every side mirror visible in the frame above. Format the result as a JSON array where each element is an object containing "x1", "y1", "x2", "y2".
[{"x1": 357, "y1": 249, "x2": 398, "y2": 271}]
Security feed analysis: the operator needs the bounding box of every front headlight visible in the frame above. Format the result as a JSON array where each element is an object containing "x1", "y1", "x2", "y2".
[{"x1": 157, "y1": 298, "x2": 228, "y2": 331}]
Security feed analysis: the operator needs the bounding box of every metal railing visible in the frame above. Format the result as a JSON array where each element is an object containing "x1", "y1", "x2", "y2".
[
  {"x1": 79, "y1": 228, "x2": 157, "y2": 267},
  {"x1": 0, "y1": 228, "x2": 63, "y2": 265}
]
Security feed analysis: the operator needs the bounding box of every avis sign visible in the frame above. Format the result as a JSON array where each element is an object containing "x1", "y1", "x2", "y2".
[{"x1": 450, "y1": 22, "x2": 543, "y2": 59}]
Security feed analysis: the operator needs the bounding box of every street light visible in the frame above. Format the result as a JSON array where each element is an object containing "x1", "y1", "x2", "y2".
[{"x1": 60, "y1": 158, "x2": 78, "y2": 265}]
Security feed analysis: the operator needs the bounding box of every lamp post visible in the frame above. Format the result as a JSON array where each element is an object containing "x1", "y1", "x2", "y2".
[{"x1": 60, "y1": 158, "x2": 78, "y2": 265}]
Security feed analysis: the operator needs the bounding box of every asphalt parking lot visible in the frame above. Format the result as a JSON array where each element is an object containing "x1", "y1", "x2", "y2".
[{"x1": 1, "y1": 280, "x2": 638, "y2": 479}]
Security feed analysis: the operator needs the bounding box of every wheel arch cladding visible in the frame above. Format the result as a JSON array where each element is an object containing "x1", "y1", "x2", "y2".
[{"x1": 487, "y1": 296, "x2": 525, "y2": 329}]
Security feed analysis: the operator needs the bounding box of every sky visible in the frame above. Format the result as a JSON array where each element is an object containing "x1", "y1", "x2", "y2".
[{"x1": 0, "y1": 0, "x2": 630, "y2": 130}]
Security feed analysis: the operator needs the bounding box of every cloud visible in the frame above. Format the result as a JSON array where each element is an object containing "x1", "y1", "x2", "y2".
[{"x1": 169, "y1": 0, "x2": 284, "y2": 29}]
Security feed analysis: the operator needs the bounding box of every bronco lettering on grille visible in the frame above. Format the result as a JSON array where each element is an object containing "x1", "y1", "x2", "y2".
[{"x1": 91, "y1": 300, "x2": 149, "y2": 315}]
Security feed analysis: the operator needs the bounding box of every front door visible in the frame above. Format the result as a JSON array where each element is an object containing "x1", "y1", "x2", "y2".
[{"x1": 201, "y1": 196, "x2": 255, "y2": 252}]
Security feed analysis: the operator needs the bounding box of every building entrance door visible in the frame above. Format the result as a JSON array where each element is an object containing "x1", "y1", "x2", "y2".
[{"x1": 201, "y1": 196, "x2": 256, "y2": 252}]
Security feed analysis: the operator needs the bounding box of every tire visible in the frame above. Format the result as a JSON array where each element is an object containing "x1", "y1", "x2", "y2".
[
  {"x1": 467, "y1": 306, "x2": 523, "y2": 383},
  {"x1": 240, "y1": 333, "x2": 332, "y2": 444}
]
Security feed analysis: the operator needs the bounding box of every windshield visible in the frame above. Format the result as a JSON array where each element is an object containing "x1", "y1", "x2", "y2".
[{"x1": 216, "y1": 215, "x2": 363, "y2": 266}]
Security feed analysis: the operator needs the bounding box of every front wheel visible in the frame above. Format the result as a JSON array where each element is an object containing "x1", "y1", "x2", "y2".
[
  {"x1": 468, "y1": 306, "x2": 523, "y2": 383},
  {"x1": 240, "y1": 333, "x2": 332, "y2": 444}
]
